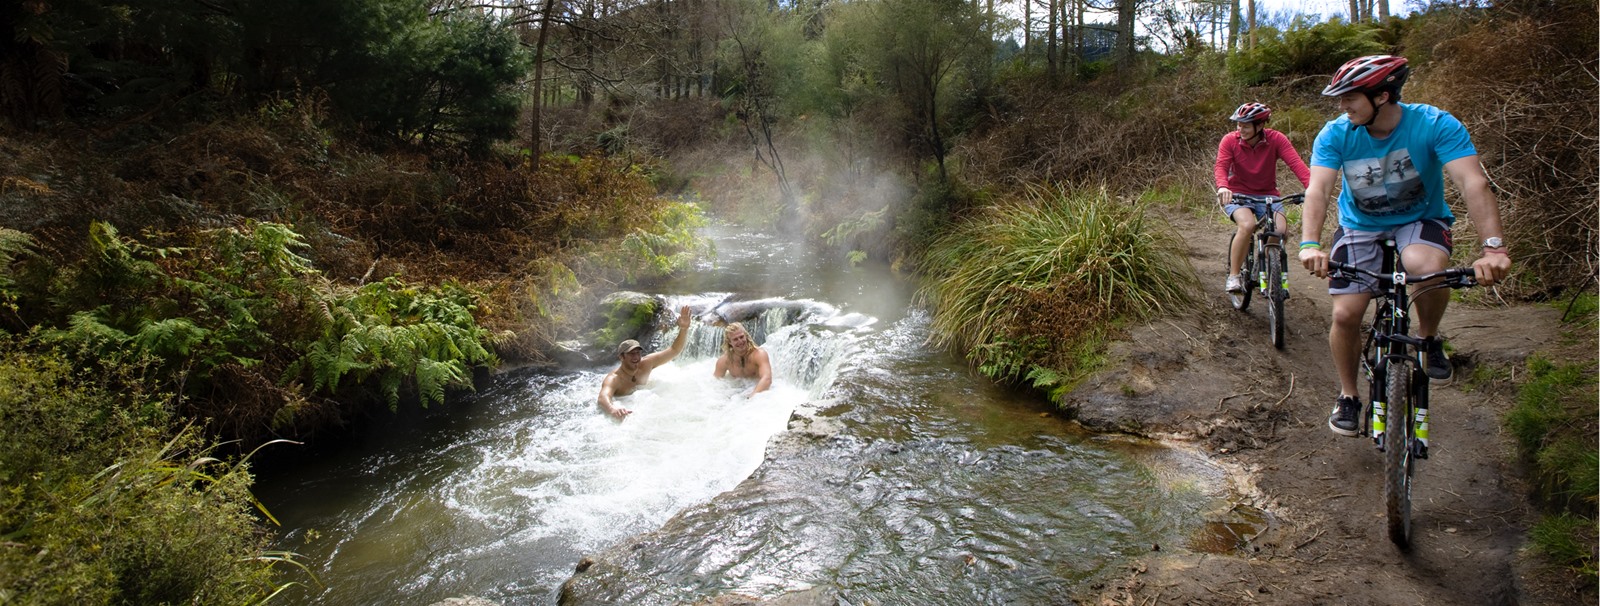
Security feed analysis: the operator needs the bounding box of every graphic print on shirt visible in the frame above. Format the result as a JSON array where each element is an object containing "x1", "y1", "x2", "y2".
[{"x1": 1343, "y1": 148, "x2": 1424, "y2": 218}]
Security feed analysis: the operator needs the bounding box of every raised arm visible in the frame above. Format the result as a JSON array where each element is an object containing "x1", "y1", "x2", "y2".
[
  {"x1": 642, "y1": 306, "x2": 693, "y2": 369},
  {"x1": 596, "y1": 374, "x2": 631, "y2": 419}
]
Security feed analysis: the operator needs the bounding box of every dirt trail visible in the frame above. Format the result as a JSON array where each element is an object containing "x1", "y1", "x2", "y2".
[{"x1": 1074, "y1": 207, "x2": 1577, "y2": 606}]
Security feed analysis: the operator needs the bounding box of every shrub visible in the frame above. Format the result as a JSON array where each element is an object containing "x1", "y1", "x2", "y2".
[
  {"x1": 0, "y1": 347, "x2": 298, "y2": 605},
  {"x1": 24, "y1": 221, "x2": 500, "y2": 444},
  {"x1": 916, "y1": 185, "x2": 1195, "y2": 399},
  {"x1": 1226, "y1": 17, "x2": 1387, "y2": 86}
]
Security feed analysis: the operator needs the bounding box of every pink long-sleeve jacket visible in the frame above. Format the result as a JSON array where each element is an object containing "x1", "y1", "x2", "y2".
[{"x1": 1214, "y1": 129, "x2": 1310, "y2": 196}]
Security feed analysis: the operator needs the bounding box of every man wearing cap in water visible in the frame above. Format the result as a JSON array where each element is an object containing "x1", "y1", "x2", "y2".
[{"x1": 597, "y1": 306, "x2": 692, "y2": 419}]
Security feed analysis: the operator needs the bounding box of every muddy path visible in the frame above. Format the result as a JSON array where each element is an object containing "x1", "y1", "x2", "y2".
[{"x1": 1074, "y1": 207, "x2": 1584, "y2": 605}]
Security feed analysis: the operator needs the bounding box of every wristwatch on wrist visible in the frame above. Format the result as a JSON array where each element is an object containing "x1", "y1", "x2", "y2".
[{"x1": 1483, "y1": 236, "x2": 1504, "y2": 249}]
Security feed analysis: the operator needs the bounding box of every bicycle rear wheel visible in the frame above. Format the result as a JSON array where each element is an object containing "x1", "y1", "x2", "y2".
[
  {"x1": 1384, "y1": 358, "x2": 1416, "y2": 549},
  {"x1": 1266, "y1": 247, "x2": 1286, "y2": 349}
]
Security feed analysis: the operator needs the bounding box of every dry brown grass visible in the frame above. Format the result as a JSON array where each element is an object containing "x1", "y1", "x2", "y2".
[
  {"x1": 955, "y1": 60, "x2": 1236, "y2": 196},
  {"x1": 1413, "y1": 5, "x2": 1597, "y2": 298}
]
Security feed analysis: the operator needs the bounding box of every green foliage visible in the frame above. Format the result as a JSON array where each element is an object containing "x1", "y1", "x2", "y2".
[
  {"x1": 326, "y1": 5, "x2": 532, "y2": 152},
  {"x1": 19, "y1": 220, "x2": 499, "y2": 441},
  {"x1": 818, "y1": 0, "x2": 993, "y2": 177},
  {"x1": 616, "y1": 198, "x2": 709, "y2": 283},
  {"x1": 0, "y1": 227, "x2": 31, "y2": 327},
  {"x1": 6, "y1": 0, "x2": 528, "y2": 151},
  {"x1": 590, "y1": 296, "x2": 660, "y2": 348},
  {"x1": 0, "y1": 347, "x2": 299, "y2": 605},
  {"x1": 916, "y1": 185, "x2": 1195, "y2": 396},
  {"x1": 821, "y1": 206, "x2": 888, "y2": 264},
  {"x1": 292, "y1": 277, "x2": 497, "y2": 410},
  {"x1": 41, "y1": 222, "x2": 317, "y2": 398},
  {"x1": 1506, "y1": 356, "x2": 1589, "y2": 458},
  {"x1": 1530, "y1": 512, "x2": 1599, "y2": 579},
  {"x1": 1226, "y1": 18, "x2": 1388, "y2": 85},
  {"x1": 1505, "y1": 350, "x2": 1598, "y2": 583}
]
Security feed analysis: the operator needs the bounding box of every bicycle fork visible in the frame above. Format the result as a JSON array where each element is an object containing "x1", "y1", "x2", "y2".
[{"x1": 1366, "y1": 350, "x2": 1432, "y2": 459}]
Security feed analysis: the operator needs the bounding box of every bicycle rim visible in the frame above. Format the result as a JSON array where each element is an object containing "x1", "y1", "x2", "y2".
[
  {"x1": 1267, "y1": 249, "x2": 1285, "y2": 349},
  {"x1": 1385, "y1": 358, "x2": 1415, "y2": 549}
]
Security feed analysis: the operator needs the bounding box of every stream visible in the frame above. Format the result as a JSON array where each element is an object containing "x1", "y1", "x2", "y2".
[{"x1": 255, "y1": 225, "x2": 1235, "y2": 605}]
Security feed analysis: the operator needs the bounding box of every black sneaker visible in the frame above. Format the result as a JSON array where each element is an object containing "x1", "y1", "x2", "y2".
[
  {"x1": 1328, "y1": 395, "x2": 1361, "y2": 437},
  {"x1": 1423, "y1": 337, "x2": 1452, "y2": 380}
]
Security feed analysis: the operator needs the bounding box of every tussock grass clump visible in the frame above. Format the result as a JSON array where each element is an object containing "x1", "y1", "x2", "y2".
[{"x1": 917, "y1": 186, "x2": 1195, "y2": 398}]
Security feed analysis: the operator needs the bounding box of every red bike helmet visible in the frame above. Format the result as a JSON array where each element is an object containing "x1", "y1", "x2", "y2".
[
  {"x1": 1323, "y1": 55, "x2": 1410, "y2": 97},
  {"x1": 1230, "y1": 102, "x2": 1272, "y2": 123}
]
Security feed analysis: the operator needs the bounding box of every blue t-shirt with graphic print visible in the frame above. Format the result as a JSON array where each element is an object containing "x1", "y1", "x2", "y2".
[{"x1": 1310, "y1": 102, "x2": 1478, "y2": 231}]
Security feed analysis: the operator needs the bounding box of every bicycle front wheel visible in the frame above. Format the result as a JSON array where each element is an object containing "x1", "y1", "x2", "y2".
[
  {"x1": 1229, "y1": 234, "x2": 1252, "y2": 311},
  {"x1": 1266, "y1": 247, "x2": 1286, "y2": 349},
  {"x1": 1384, "y1": 358, "x2": 1416, "y2": 549}
]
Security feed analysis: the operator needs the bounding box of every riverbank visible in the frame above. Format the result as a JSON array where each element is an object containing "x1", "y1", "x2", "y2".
[{"x1": 1073, "y1": 207, "x2": 1587, "y2": 605}]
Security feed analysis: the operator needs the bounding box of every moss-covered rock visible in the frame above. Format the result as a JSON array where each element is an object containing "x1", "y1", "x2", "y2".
[{"x1": 551, "y1": 291, "x2": 662, "y2": 366}]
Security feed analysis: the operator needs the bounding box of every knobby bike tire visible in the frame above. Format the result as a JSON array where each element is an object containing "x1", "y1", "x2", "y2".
[
  {"x1": 1385, "y1": 357, "x2": 1416, "y2": 549},
  {"x1": 1267, "y1": 247, "x2": 1286, "y2": 349},
  {"x1": 1229, "y1": 234, "x2": 1252, "y2": 311}
]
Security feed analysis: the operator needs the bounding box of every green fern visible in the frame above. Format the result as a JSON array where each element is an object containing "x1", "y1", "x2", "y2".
[{"x1": 292, "y1": 277, "x2": 496, "y2": 410}]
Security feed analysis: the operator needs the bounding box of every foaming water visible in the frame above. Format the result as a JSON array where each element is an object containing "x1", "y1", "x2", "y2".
[{"x1": 259, "y1": 298, "x2": 867, "y2": 603}]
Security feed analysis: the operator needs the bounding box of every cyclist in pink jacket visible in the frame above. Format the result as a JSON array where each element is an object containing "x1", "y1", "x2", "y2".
[{"x1": 1216, "y1": 102, "x2": 1312, "y2": 293}]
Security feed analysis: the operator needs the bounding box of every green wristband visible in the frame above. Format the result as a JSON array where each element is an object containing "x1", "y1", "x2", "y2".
[{"x1": 1299, "y1": 242, "x2": 1322, "y2": 250}]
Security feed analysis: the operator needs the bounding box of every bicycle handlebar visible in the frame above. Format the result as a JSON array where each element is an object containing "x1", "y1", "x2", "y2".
[
  {"x1": 1231, "y1": 193, "x2": 1305, "y2": 205},
  {"x1": 1328, "y1": 262, "x2": 1478, "y2": 289}
]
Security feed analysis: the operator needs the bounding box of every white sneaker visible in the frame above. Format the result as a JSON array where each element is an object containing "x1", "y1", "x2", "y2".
[{"x1": 1224, "y1": 275, "x2": 1244, "y2": 293}]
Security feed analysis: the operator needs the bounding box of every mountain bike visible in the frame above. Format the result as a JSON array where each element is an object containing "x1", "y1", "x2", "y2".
[
  {"x1": 1226, "y1": 193, "x2": 1305, "y2": 349},
  {"x1": 1330, "y1": 243, "x2": 1477, "y2": 549}
]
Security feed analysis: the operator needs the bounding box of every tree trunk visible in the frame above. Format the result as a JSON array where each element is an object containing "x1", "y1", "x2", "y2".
[
  {"x1": 1116, "y1": 0, "x2": 1135, "y2": 68},
  {"x1": 1024, "y1": 0, "x2": 1032, "y2": 54},
  {"x1": 1228, "y1": 0, "x2": 1239, "y2": 51},
  {"x1": 1349, "y1": 0, "x2": 1360, "y2": 22},
  {"x1": 1062, "y1": 0, "x2": 1076, "y2": 75},
  {"x1": 1047, "y1": 0, "x2": 1058, "y2": 81},
  {"x1": 1247, "y1": 0, "x2": 1256, "y2": 49},
  {"x1": 1377, "y1": 0, "x2": 1388, "y2": 19},
  {"x1": 528, "y1": 0, "x2": 560, "y2": 171}
]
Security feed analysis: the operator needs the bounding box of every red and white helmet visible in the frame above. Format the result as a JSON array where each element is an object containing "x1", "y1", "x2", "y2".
[
  {"x1": 1230, "y1": 102, "x2": 1272, "y2": 123},
  {"x1": 1323, "y1": 55, "x2": 1410, "y2": 97}
]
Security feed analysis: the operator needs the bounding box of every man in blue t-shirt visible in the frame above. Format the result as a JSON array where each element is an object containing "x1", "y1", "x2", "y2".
[{"x1": 1297, "y1": 55, "x2": 1512, "y2": 439}]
